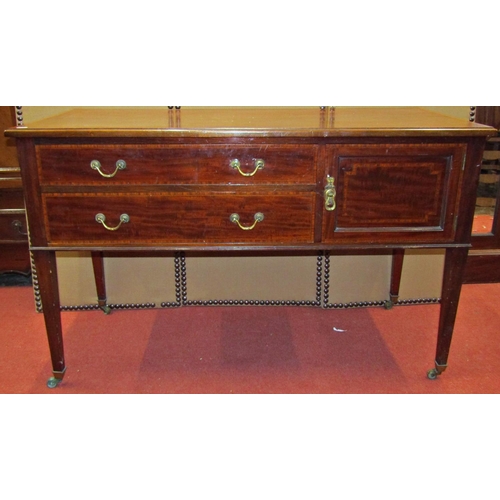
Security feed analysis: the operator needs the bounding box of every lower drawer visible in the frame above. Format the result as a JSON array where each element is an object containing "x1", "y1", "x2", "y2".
[{"x1": 42, "y1": 192, "x2": 316, "y2": 246}]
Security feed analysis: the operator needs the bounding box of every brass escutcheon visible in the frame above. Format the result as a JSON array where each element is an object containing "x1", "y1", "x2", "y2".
[{"x1": 324, "y1": 175, "x2": 336, "y2": 212}]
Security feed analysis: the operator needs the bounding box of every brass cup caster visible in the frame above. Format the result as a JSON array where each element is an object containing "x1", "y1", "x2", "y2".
[
  {"x1": 100, "y1": 305, "x2": 111, "y2": 315},
  {"x1": 47, "y1": 377, "x2": 62, "y2": 389}
]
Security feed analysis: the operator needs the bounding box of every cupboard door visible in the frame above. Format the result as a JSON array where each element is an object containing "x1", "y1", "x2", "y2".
[{"x1": 322, "y1": 144, "x2": 466, "y2": 245}]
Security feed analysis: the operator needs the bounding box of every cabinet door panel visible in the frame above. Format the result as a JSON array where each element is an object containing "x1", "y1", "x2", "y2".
[{"x1": 323, "y1": 144, "x2": 466, "y2": 244}]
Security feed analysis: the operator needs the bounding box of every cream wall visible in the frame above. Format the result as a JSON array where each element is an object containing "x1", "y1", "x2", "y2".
[{"x1": 53, "y1": 250, "x2": 444, "y2": 310}]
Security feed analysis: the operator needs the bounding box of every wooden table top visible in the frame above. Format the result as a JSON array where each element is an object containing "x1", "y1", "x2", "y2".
[{"x1": 5, "y1": 106, "x2": 495, "y2": 138}]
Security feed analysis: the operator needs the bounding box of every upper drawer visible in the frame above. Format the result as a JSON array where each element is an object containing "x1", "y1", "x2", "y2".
[{"x1": 36, "y1": 144, "x2": 318, "y2": 186}]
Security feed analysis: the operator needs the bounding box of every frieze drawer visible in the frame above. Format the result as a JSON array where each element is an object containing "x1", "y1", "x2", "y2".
[
  {"x1": 37, "y1": 144, "x2": 318, "y2": 186},
  {"x1": 42, "y1": 192, "x2": 316, "y2": 246}
]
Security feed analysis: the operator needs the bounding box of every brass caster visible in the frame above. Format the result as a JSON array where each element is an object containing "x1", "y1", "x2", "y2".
[
  {"x1": 47, "y1": 377, "x2": 62, "y2": 389},
  {"x1": 427, "y1": 368, "x2": 439, "y2": 380},
  {"x1": 384, "y1": 300, "x2": 394, "y2": 310},
  {"x1": 100, "y1": 305, "x2": 111, "y2": 315}
]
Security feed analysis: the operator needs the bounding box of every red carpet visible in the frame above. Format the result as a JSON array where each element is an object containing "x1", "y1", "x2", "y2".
[
  {"x1": 472, "y1": 214, "x2": 495, "y2": 234},
  {"x1": 1, "y1": 283, "x2": 500, "y2": 393}
]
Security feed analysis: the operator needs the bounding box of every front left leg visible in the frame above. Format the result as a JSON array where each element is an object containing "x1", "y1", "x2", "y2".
[{"x1": 33, "y1": 250, "x2": 66, "y2": 388}]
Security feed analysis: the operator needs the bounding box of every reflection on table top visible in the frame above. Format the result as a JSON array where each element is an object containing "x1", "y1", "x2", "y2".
[{"x1": 6, "y1": 106, "x2": 495, "y2": 138}]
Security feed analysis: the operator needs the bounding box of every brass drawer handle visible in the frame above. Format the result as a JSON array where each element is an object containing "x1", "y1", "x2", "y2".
[
  {"x1": 12, "y1": 220, "x2": 28, "y2": 236},
  {"x1": 230, "y1": 212, "x2": 264, "y2": 230},
  {"x1": 90, "y1": 159, "x2": 127, "y2": 178},
  {"x1": 95, "y1": 213, "x2": 130, "y2": 231},
  {"x1": 324, "y1": 175, "x2": 336, "y2": 211},
  {"x1": 230, "y1": 159, "x2": 265, "y2": 177}
]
